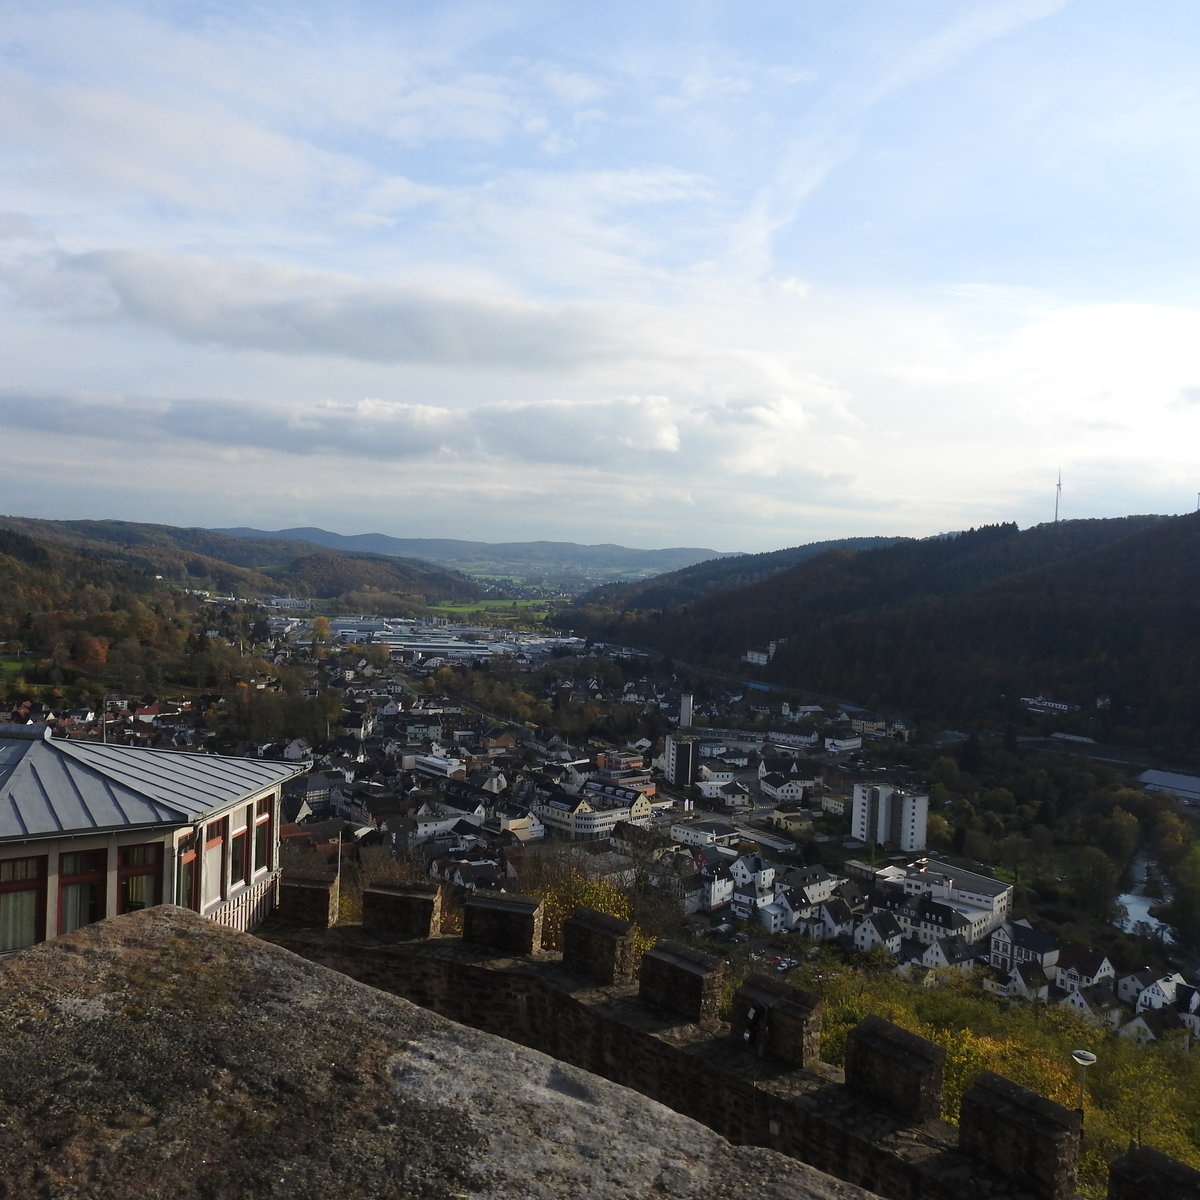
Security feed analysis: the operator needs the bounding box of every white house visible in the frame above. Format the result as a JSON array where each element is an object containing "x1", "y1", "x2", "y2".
[
  {"x1": 989, "y1": 920, "x2": 1060, "y2": 975},
  {"x1": 759, "y1": 774, "x2": 810, "y2": 803},
  {"x1": 803, "y1": 898, "x2": 855, "y2": 942},
  {"x1": 853, "y1": 912, "x2": 903, "y2": 956},
  {"x1": 1052, "y1": 944, "x2": 1115, "y2": 994},
  {"x1": 730, "y1": 853, "x2": 777, "y2": 921},
  {"x1": 1118, "y1": 969, "x2": 1188, "y2": 1013},
  {"x1": 670, "y1": 819, "x2": 740, "y2": 848},
  {"x1": 1057, "y1": 983, "x2": 1124, "y2": 1029},
  {"x1": 824, "y1": 729, "x2": 863, "y2": 754}
]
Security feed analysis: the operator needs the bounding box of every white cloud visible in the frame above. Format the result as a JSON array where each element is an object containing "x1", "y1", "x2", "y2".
[
  {"x1": 3, "y1": 0, "x2": 1200, "y2": 551},
  {"x1": 31, "y1": 249, "x2": 649, "y2": 371}
]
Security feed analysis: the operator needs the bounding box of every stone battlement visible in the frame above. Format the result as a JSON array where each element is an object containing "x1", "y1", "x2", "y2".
[{"x1": 267, "y1": 880, "x2": 1200, "y2": 1200}]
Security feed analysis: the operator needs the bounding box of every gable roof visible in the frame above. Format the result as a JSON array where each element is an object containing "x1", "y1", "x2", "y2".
[
  {"x1": 1069, "y1": 981, "x2": 1122, "y2": 1014},
  {"x1": 0, "y1": 725, "x2": 304, "y2": 840},
  {"x1": 863, "y1": 911, "x2": 902, "y2": 940},
  {"x1": 1005, "y1": 921, "x2": 1059, "y2": 956},
  {"x1": 1055, "y1": 942, "x2": 1112, "y2": 977}
]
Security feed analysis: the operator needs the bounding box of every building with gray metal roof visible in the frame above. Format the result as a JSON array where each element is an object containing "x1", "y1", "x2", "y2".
[{"x1": 0, "y1": 725, "x2": 306, "y2": 953}]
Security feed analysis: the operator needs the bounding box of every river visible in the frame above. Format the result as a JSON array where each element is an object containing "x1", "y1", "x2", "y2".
[{"x1": 1113, "y1": 847, "x2": 1174, "y2": 944}]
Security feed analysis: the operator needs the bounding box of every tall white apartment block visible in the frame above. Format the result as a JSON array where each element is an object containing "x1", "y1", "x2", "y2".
[
  {"x1": 664, "y1": 735, "x2": 698, "y2": 787},
  {"x1": 851, "y1": 783, "x2": 928, "y2": 853},
  {"x1": 679, "y1": 693, "x2": 694, "y2": 729}
]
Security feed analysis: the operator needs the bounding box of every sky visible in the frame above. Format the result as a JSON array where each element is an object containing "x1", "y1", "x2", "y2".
[{"x1": 3, "y1": 0, "x2": 1200, "y2": 553}]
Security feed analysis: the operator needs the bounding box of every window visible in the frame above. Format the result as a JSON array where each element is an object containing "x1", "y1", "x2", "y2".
[
  {"x1": 254, "y1": 796, "x2": 273, "y2": 874},
  {"x1": 203, "y1": 820, "x2": 226, "y2": 907},
  {"x1": 118, "y1": 843, "x2": 163, "y2": 913},
  {"x1": 59, "y1": 850, "x2": 106, "y2": 935},
  {"x1": 230, "y1": 830, "x2": 249, "y2": 887},
  {"x1": 0, "y1": 856, "x2": 46, "y2": 951},
  {"x1": 177, "y1": 832, "x2": 198, "y2": 910}
]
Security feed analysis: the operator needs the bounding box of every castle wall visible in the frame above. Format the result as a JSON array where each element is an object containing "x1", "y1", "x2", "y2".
[{"x1": 262, "y1": 882, "x2": 1199, "y2": 1200}]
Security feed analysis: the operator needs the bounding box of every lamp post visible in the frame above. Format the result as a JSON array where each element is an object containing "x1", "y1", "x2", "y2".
[{"x1": 1071, "y1": 1049, "x2": 1097, "y2": 1116}]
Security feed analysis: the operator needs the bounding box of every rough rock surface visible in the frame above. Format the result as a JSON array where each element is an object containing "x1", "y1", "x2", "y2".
[{"x1": 0, "y1": 907, "x2": 880, "y2": 1200}]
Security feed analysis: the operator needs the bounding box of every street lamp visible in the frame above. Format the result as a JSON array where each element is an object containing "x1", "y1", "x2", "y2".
[{"x1": 1071, "y1": 1049, "x2": 1097, "y2": 1115}]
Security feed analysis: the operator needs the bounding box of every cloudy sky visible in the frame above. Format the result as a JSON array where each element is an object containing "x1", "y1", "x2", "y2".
[{"x1": 3, "y1": 0, "x2": 1200, "y2": 552}]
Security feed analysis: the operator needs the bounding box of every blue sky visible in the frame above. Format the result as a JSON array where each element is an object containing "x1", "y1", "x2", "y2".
[{"x1": 3, "y1": 0, "x2": 1200, "y2": 552}]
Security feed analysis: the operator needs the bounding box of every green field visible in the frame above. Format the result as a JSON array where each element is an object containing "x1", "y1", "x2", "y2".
[
  {"x1": 0, "y1": 657, "x2": 26, "y2": 679},
  {"x1": 430, "y1": 598, "x2": 547, "y2": 612},
  {"x1": 425, "y1": 598, "x2": 563, "y2": 628}
]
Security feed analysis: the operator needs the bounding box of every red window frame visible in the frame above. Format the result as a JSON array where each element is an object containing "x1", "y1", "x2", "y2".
[
  {"x1": 177, "y1": 831, "x2": 199, "y2": 910},
  {"x1": 117, "y1": 842, "x2": 163, "y2": 914},
  {"x1": 57, "y1": 849, "x2": 107, "y2": 935},
  {"x1": 254, "y1": 795, "x2": 274, "y2": 874},
  {"x1": 202, "y1": 818, "x2": 227, "y2": 907},
  {"x1": 229, "y1": 828, "x2": 249, "y2": 888},
  {"x1": 0, "y1": 855, "x2": 47, "y2": 950}
]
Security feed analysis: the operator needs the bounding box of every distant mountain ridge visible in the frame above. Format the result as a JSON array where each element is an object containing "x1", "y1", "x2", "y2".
[{"x1": 212, "y1": 526, "x2": 738, "y2": 582}]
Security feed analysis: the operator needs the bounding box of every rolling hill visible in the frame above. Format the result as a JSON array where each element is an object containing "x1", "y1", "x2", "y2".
[
  {"x1": 0, "y1": 517, "x2": 483, "y2": 607},
  {"x1": 578, "y1": 536, "x2": 908, "y2": 610},
  {"x1": 562, "y1": 514, "x2": 1200, "y2": 748}
]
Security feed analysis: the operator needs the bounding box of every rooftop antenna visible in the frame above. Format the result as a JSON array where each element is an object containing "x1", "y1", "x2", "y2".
[{"x1": 1054, "y1": 469, "x2": 1062, "y2": 523}]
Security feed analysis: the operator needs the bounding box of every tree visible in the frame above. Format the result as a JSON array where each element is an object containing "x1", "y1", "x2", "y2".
[
  {"x1": 72, "y1": 636, "x2": 110, "y2": 671},
  {"x1": 957, "y1": 734, "x2": 984, "y2": 773},
  {"x1": 930, "y1": 756, "x2": 961, "y2": 791},
  {"x1": 1066, "y1": 846, "x2": 1120, "y2": 919},
  {"x1": 362, "y1": 643, "x2": 391, "y2": 669},
  {"x1": 926, "y1": 813, "x2": 953, "y2": 850},
  {"x1": 1094, "y1": 807, "x2": 1139, "y2": 865}
]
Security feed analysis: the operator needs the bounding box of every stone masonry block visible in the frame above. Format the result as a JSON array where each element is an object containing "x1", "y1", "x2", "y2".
[
  {"x1": 562, "y1": 907, "x2": 639, "y2": 985},
  {"x1": 462, "y1": 893, "x2": 544, "y2": 956},
  {"x1": 844, "y1": 1014, "x2": 945, "y2": 1123},
  {"x1": 1108, "y1": 1144, "x2": 1200, "y2": 1200},
  {"x1": 362, "y1": 882, "x2": 443, "y2": 939},
  {"x1": 278, "y1": 877, "x2": 339, "y2": 928},
  {"x1": 639, "y1": 941, "x2": 725, "y2": 1024},
  {"x1": 959, "y1": 1070, "x2": 1081, "y2": 1200},
  {"x1": 731, "y1": 974, "x2": 823, "y2": 1070}
]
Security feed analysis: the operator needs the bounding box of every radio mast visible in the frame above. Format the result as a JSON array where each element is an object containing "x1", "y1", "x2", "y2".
[{"x1": 1054, "y1": 469, "x2": 1062, "y2": 523}]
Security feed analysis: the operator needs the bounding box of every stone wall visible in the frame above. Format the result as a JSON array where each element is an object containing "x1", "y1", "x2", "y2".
[{"x1": 263, "y1": 885, "x2": 1196, "y2": 1200}]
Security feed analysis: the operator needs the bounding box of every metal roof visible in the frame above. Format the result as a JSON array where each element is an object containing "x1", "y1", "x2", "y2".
[{"x1": 0, "y1": 725, "x2": 306, "y2": 841}]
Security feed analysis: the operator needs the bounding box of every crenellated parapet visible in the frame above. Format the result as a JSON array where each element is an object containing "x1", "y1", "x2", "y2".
[
  {"x1": 462, "y1": 892, "x2": 544, "y2": 955},
  {"x1": 959, "y1": 1071, "x2": 1082, "y2": 1199},
  {"x1": 639, "y1": 940, "x2": 726, "y2": 1025},
  {"x1": 265, "y1": 878, "x2": 1198, "y2": 1200},
  {"x1": 362, "y1": 880, "x2": 441, "y2": 938},
  {"x1": 277, "y1": 875, "x2": 340, "y2": 928},
  {"x1": 845, "y1": 1013, "x2": 945, "y2": 1124},
  {"x1": 731, "y1": 972, "x2": 822, "y2": 1071},
  {"x1": 562, "y1": 907, "x2": 640, "y2": 984},
  {"x1": 1108, "y1": 1144, "x2": 1200, "y2": 1200}
]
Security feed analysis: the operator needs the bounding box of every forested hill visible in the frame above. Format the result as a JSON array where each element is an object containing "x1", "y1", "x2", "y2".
[
  {"x1": 563, "y1": 514, "x2": 1200, "y2": 746},
  {"x1": 578, "y1": 536, "x2": 908, "y2": 610},
  {"x1": 0, "y1": 517, "x2": 482, "y2": 607}
]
